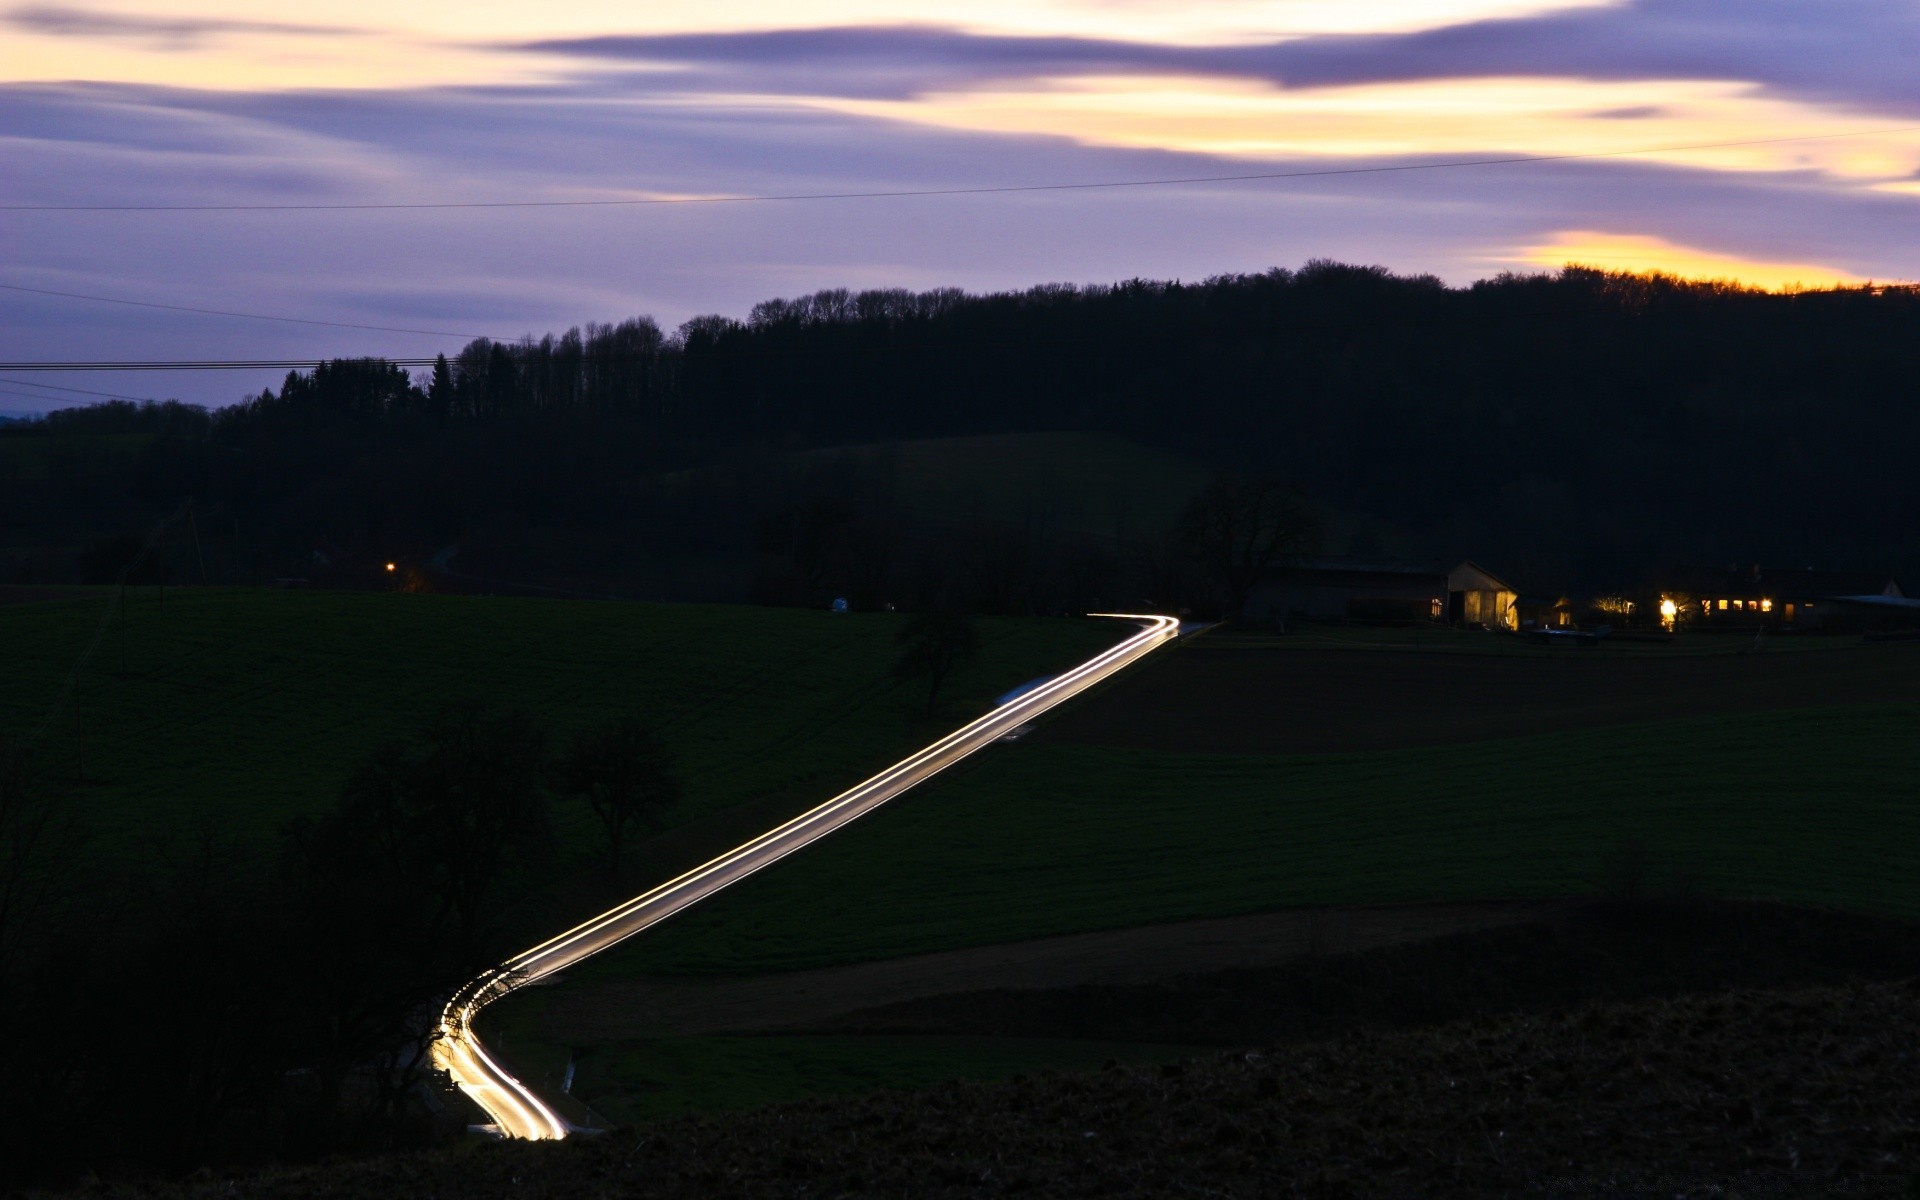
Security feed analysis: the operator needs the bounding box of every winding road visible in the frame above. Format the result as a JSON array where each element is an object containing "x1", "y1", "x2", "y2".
[{"x1": 434, "y1": 613, "x2": 1180, "y2": 1139}]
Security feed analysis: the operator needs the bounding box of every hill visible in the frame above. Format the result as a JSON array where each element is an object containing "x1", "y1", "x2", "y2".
[
  {"x1": 0, "y1": 587, "x2": 1117, "y2": 895},
  {"x1": 0, "y1": 586, "x2": 1124, "y2": 1182},
  {"x1": 6, "y1": 265, "x2": 1918, "y2": 597},
  {"x1": 555, "y1": 640, "x2": 1920, "y2": 979},
  {"x1": 484, "y1": 632, "x2": 1918, "y2": 1125}
]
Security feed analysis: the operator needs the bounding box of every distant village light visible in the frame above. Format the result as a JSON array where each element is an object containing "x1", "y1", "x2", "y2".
[
  {"x1": 1659, "y1": 597, "x2": 1679, "y2": 631},
  {"x1": 385, "y1": 562, "x2": 397, "y2": 572}
]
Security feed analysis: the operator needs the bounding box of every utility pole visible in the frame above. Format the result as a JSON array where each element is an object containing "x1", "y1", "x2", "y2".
[
  {"x1": 188, "y1": 500, "x2": 208, "y2": 585},
  {"x1": 73, "y1": 669, "x2": 84, "y2": 783}
]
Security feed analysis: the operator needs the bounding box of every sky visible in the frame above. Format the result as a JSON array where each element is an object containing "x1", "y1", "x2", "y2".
[{"x1": 1, "y1": 0, "x2": 1916, "y2": 411}]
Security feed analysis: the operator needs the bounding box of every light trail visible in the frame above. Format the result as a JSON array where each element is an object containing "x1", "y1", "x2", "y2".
[{"x1": 433, "y1": 612, "x2": 1179, "y2": 1139}]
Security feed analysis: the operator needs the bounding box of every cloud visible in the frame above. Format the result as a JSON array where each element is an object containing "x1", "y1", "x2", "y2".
[
  {"x1": 517, "y1": 25, "x2": 1199, "y2": 101},
  {"x1": 2, "y1": 55, "x2": 1915, "y2": 408},
  {"x1": 1219, "y1": 0, "x2": 1920, "y2": 116},
  {"x1": 6, "y1": 4, "x2": 363, "y2": 46},
  {"x1": 518, "y1": 1, "x2": 1920, "y2": 116}
]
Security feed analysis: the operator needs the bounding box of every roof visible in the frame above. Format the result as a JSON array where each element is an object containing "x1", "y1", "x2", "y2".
[
  {"x1": 1669, "y1": 565, "x2": 1903, "y2": 599},
  {"x1": 1448, "y1": 560, "x2": 1517, "y2": 593},
  {"x1": 1829, "y1": 594, "x2": 1920, "y2": 610}
]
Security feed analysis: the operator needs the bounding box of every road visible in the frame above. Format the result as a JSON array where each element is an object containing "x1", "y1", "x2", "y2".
[{"x1": 433, "y1": 612, "x2": 1180, "y2": 1139}]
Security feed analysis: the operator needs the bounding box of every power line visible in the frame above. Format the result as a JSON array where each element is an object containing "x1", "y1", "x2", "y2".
[
  {"x1": 0, "y1": 386, "x2": 71, "y2": 406},
  {"x1": 6, "y1": 127, "x2": 1916, "y2": 213},
  {"x1": 0, "y1": 375, "x2": 161, "y2": 401},
  {"x1": 0, "y1": 359, "x2": 442, "y2": 371},
  {"x1": 0, "y1": 281, "x2": 494, "y2": 339}
]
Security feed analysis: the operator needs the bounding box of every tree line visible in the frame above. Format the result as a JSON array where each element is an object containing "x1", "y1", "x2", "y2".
[{"x1": 4, "y1": 262, "x2": 1917, "y2": 597}]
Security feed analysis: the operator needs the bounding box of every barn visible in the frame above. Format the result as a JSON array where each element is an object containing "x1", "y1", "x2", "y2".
[
  {"x1": 1446, "y1": 561, "x2": 1519, "y2": 630},
  {"x1": 1242, "y1": 559, "x2": 1445, "y2": 626}
]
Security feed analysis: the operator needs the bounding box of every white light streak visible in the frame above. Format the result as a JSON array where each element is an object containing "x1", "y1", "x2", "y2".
[{"x1": 433, "y1": 612, "x2": 1179, "y2": 1139}]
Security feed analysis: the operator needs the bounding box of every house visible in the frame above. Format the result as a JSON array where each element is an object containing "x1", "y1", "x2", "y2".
[
  {"x1": 1667, "y1": 565, "x2": 1906, "y2": 629},
  {"x1": 1514, "y1": 592, "x2": 1576, "y2": 630},
  {"x1": 1446, "y1": 561, "x2": 1519, "y2": 630}
]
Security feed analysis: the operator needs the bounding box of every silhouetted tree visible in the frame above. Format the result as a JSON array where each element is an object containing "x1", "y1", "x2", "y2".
[
  {"x1": 560, "y1": 716, "x2": 682, "y2": 872},
  {"x1": 1175, "y1": 474, "x2": 1322, "y2": 617},
  {"x1": 317, "y1": 704, "x2": 551, "y2": 951},
  {"x1": 426, "y1": 353, "x2": 455, "y2": 420}
]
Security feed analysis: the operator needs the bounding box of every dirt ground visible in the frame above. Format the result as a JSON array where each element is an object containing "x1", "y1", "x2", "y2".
[
  {"x1": 114, "y1": 976, "x2": 1920, "y2": 1200},
  {"x1": 538, "y1": 901, "x2": 1556, "y2": 1038},
  {"x1": 1043, "y1": 640, "x2": 1920, "y2": 754}
]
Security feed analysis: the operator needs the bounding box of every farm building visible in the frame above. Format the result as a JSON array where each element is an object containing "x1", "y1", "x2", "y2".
[
  {"x1": 1446, "y1": 562, "x2": 1519, "y2": 630},
  {"x1": 1668, "y1": 565, "x2": 1907, "y2": 630},
  {"x1": 1242, "y1": 559, "x2": 1445, "y2": 626},
  {"x1": 1515, "y1": 592, "x2": 1576, "y2": 629}
]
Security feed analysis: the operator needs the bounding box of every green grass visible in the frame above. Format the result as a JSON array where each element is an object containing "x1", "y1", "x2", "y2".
[
  {"x1": 488, "y1": 1022, "x2": 1199, "y2": 1127},
  {"x1": 0, "y1": 588, "x2": 1118, "y2": 876},
  {"x1": 575, "y1": 703, "x2": 1920, "y2": 978}
]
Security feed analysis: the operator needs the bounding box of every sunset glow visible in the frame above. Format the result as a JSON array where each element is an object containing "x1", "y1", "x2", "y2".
[
  {"x1": 1517, "y1": 232, "x2": 1869, "y2": 291},
  {"x1": 0, "y1": 1, "x2": 1620, "y2": 88},
  {"x1": 825, "y1": 75, "x2": 1920, "y2": 176}
]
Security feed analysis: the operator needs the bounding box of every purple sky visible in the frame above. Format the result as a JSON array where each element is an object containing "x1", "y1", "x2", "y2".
[{"x1": 1, "y1": 0, "x2": 1916, "y2": 412}]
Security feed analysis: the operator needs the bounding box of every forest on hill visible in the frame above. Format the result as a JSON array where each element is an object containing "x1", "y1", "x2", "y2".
[{"x1": 5, "y1": 262, "x2": 1917, "y2": 603}]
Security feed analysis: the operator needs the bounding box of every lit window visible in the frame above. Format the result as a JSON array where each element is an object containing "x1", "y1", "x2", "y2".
[
  {"x1": 1718, "y1": 599, "x2": 1728, "y2": 611},
  {"x1": 1761, "y1": 598, "x2": 1773, "y2": 613}
]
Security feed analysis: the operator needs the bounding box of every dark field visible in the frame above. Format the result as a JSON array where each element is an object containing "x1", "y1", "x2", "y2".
[
  {"x1": 496, "y1": 897, "x2": 1920, "y2": 1131},
  {"x1": 0, "y1": 588, "x2": 1117, "y2": 891},
  {"x1": 484, "y1": 632, "x2": 1920, "y2": 1131},
  {"x1": 81, "y1": 973, "x2": 1920, "y2": 1198},
  {"x1": 1050, "y1": 636, "x2": 1920, "y2": 753},
  {"x1": 572, "y1": 700, "x2": 1920, "y2": 977}
]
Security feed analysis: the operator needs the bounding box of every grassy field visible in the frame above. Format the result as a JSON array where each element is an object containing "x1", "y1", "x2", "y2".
[
  {"x1": 570, "y1": 700, "x2": 1920, "y2": 978},
  {"x1": 0, "y1": 587, "x2": 1119, "y2": 879}
]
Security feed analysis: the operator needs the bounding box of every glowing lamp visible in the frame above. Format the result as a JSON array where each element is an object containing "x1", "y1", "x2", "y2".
[
  {"x1": 385, "y1": 562, "x2": 397, "y2": 572},
  {"x1": 1659, "y1": 599, "x2": 1677, "y2": 620}
]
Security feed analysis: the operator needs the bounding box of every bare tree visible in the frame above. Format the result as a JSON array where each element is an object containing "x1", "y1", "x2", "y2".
[
  {"x1": 1174, "y1": 473, "x2": 1322, "y2": 618},
  {"x1": 560, "y1": 717, "x2": 682, "y2": 872},
  {"x1": 320, "y1": 705, "x2": 552, "y2": 952}
]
